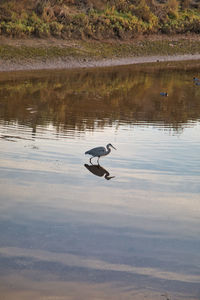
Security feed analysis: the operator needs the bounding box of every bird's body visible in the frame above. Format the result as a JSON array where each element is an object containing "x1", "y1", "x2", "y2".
[
  {"x1": 85, "y1": 143, "x2": 116, "y2": 164},
  {"x1": 85, "y1": 146, "x2": 107, "y2": 157},
  {"x1": 160, "y1": 92, "x2": 168, "y2": 96}
]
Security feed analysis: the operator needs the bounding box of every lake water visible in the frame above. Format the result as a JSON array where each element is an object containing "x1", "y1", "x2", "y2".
[{"x1": 0, "y1": 61, "x2": 200, "y2": 300}]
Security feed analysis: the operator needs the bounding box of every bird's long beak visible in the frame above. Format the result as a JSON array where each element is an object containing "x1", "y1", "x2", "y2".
[{"x1": 111, "y1": 144, "x2": 116, "y2": 150}]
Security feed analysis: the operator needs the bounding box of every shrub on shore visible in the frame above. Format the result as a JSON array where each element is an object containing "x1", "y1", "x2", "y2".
[{"x1": 0, "y1": 0, "x2": 200, "y2": 39}]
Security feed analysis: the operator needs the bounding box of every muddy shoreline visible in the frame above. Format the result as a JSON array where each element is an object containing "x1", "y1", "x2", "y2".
[{"x1": 1, "y1": 54, "x2": 200, "y2": 72}]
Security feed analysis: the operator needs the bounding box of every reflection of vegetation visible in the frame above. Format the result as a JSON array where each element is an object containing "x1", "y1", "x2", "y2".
[{"x1": 0, "y1": 63, "x2": 200, "y2": 134}]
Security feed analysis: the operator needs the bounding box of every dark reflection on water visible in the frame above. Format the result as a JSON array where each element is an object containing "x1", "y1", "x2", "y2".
[
  {"x1": 0, "y1": 62, "x2": 200, "y2": 300},
  {"x1": 84, "y1": 164, "x2": 115, "y2": 180},
  {"x1": 0, "y1": 61, "x2": 200, "y2": 136}
]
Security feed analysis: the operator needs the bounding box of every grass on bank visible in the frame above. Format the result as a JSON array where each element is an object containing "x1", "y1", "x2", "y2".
[{"x1": 1, "y1": 38, "x2": 200, "y2": 62}]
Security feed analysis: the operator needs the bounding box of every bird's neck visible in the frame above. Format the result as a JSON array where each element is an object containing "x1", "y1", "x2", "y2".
[
  {"x1": 105, "y1": 173, "x2": 115, "y2": 180},
  {"x1": 106, "y1": 146, "x2": 111, "y2": 154}
]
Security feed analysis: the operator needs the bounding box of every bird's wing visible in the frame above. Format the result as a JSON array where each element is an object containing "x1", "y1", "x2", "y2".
[
  {"x1": 85, "y1": 146, "x2": 106, "y2": 156},
  {"x1": 93, "y1": 146, "x2": 106, "y2": 155},
  {"x1": 93, "y1": 146, "x2": 106, "y2": 152}
]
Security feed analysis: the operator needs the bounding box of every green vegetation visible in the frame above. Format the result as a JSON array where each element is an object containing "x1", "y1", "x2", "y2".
[
  {"x1": 1, "y1": 38, "x2": 200, "y2": 63},
  {"x1": 0, "y1": 44, "x2": 90, "y2": 60},
  {"x1": 0, "y1": 0, "x2": 200, "y2": 39}
]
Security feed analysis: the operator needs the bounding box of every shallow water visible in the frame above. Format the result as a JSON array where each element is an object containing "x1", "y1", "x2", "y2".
[{"x1": 0, "y1": 62, "x2": 200, "y2": 300}]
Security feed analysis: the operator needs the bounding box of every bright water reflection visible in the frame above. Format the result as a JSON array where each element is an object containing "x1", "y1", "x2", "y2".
[{"x1": 0, "y1": 62, "x2": 200, "y2": 300}]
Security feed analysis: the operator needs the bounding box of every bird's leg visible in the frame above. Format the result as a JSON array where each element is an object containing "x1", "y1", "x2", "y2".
[{"x1": 97, "y1": 157, "x2": 100, "y2": 165}]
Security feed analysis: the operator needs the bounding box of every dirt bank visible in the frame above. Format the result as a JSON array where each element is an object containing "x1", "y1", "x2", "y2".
[{"x1": 1, "y1": 36, "x2": 200, "y2": 72}]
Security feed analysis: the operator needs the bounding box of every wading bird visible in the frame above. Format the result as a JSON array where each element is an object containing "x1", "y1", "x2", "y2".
[{"x1": 85, "y1": 143, "x2": 116, "y2": 164}]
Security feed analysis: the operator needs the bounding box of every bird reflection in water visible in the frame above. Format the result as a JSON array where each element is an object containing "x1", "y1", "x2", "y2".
[{"x1": 84, "y1": 164, "x2": 115, "y2": 180}]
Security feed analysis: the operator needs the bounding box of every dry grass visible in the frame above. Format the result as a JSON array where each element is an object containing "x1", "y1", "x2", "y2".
[{"x1": 0, "y1": 0, "x2": 200, "y2": 39}]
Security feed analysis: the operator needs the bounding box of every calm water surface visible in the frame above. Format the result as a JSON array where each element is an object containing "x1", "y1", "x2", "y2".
[{"x1": 0, "y1": 62, "x2": 200, "y2": 300}]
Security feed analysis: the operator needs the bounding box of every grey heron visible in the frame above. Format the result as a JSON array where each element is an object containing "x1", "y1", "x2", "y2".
[{"x1": 85, "y1": 143, "x2": 116, "y2": 164}]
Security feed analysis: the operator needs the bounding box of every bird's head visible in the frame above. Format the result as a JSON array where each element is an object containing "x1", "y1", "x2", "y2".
[{"x1": 108, "y1": 143, "x2": 116, "y2": 150}]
